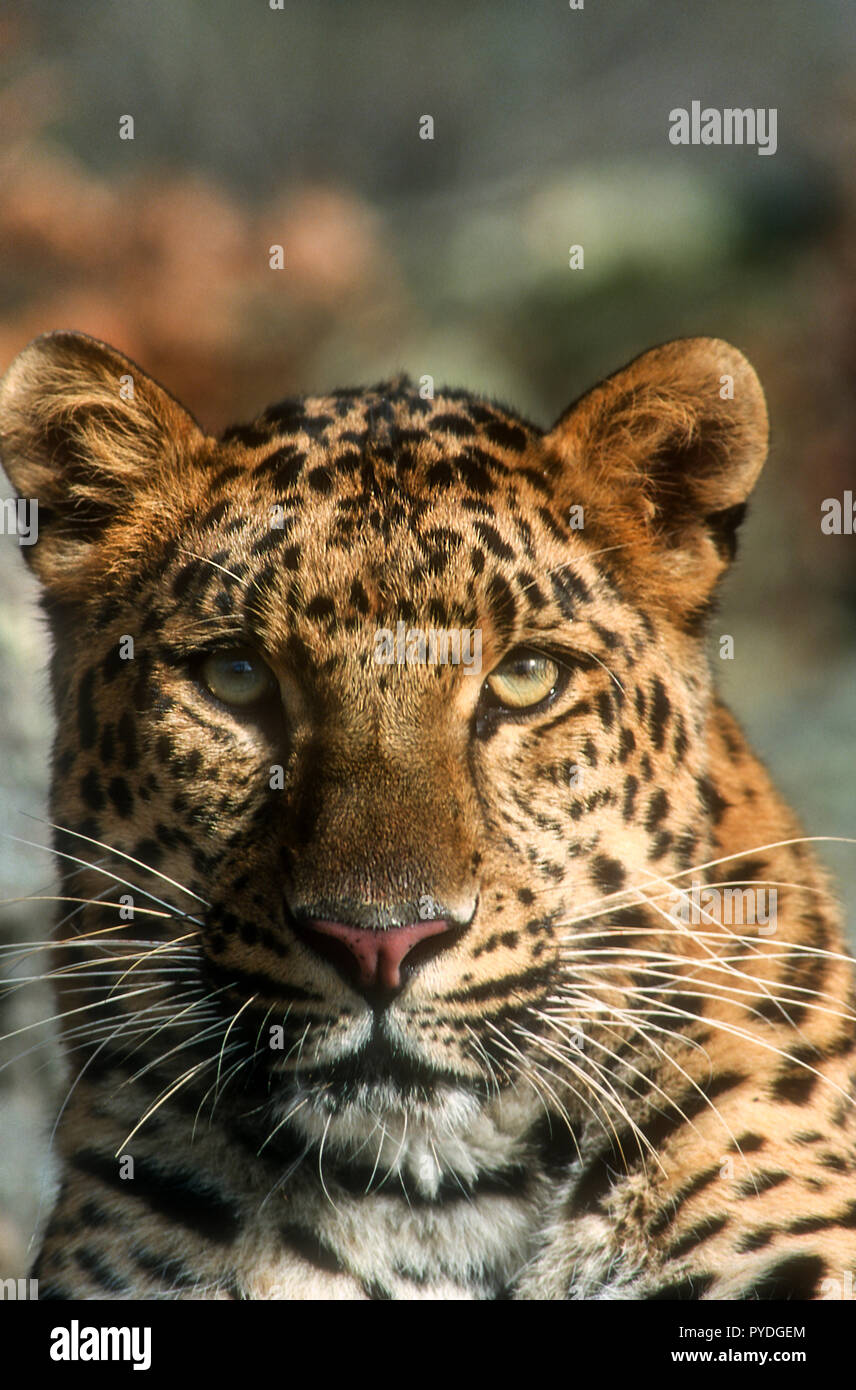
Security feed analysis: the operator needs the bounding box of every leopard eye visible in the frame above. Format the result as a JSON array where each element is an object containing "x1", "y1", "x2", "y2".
[
  {"x1": 199, "y1": 648, "x2": 276, "y2": 708},
  {"x1": 485, "y1": 653, "x2": 560, "y2": 710}
]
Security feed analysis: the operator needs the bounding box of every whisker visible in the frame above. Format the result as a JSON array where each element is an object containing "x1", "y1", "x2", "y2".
[{"x1": 4, "y1": 828, "x2": 208, "y2": 915}]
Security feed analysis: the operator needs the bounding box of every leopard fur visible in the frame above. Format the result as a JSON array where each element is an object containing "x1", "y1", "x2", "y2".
[{"x1": 1, "y1": 330, "x2": 854, "y2": 1300}]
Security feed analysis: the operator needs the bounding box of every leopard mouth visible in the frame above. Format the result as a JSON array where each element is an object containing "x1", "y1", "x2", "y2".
[{"x1": 272, "y1": 1024, "x2": 488, "y2": 1108}]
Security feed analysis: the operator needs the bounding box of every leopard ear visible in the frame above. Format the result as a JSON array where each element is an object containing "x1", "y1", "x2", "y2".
[
  {"x1": 0, "y1": 331, "x2": 207, "y2": 595},
  {"x1": 545, "y1": 337, "x2": 769, "y2": 624}
]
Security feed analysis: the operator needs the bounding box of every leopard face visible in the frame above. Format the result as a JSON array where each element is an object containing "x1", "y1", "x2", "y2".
[
  {"x1": 4, "y1": 331, "x2": 854, "y2": 1301},
  {"x1": 1, "y1": 335, "x2": 747, "y2": 1139}
]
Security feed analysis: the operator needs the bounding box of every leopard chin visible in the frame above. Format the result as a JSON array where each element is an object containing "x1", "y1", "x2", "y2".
[{"x1": 269, "y1": 1076, "x2": 544, "y2": 1198}]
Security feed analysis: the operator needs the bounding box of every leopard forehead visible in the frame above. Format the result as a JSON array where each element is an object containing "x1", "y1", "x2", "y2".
[
  {"x1": 127, "y1": 380, "x2": 640, "y2": 676},
  {"x1": 185, "y1": 380, "x2": 561, "y2": 582}
]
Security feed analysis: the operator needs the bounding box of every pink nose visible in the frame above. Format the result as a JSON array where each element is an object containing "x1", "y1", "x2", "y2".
[{"x1": 300, "y1": 917, "x2": 456, "y2": 996}]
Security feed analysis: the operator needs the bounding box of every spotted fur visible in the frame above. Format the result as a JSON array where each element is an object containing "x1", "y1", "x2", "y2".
[{"x1": 1, "y1": 331, "x2": 855, "y2": 1300}]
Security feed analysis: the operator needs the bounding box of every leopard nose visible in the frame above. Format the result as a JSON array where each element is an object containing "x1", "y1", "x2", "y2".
[{"x1": 296, "y1": 917, "x2": 462, "y2": 1002}]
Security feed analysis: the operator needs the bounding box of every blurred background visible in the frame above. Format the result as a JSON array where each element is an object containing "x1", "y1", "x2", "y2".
[{"x1": 1, "y1": 0, "x2": 854, "y2": 1278}]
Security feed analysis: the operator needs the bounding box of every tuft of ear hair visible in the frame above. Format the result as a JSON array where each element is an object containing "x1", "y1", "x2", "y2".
[
  {"x1": 545, "y1": 338, "x2": 769, "y2": 626},
  {"x1": 0, "y1": 331, "x2": 208, "y2": 596}
]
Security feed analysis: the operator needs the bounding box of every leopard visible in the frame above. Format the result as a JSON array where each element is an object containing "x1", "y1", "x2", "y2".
[{"x1": 1, "y1": 329, "x2": 855, "y2": 1301}]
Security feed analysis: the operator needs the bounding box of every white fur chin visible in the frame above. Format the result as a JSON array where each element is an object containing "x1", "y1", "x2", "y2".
[{"x1": 272, "y1": 1082, "x2": 542, "y2": 1198}]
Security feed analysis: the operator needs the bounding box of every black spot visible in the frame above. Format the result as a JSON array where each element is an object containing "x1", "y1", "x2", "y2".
[
  {"x1": 117, "y1": 711, "x2": 139, "y2": 769},
  {"x1": 768, "y1": 1068, "x2": 819, "y2": 1106},
  {"x1": 473, "y1": 521, "x2": 515, "y2": 562},
  {"x1": 791, "y1": 1130, "x2": 823, "y2": 1146},
  {"x1": 266, "y1": 446, "x2": 306, "y2": 486},
  {"x1": 79, "y1": 770, "x2": 105, "y2": 812},
  {"x1": 31, "y1": 1280, "x2": 75, "y2": 1300},
  {"x1": 653, "y1": 822, "x2": 672, "y2": 856},
  {"x1": 362, "y1": 1279, "x2": 394, "y2": 1301},
  {"x1": 300, "y1": 412, "x2": 335, "y2": 437},
  {"x1": 75, "y1": 1247, "x2": 130, "y2": 1294},
  {"x1": 56, "y1": 749, "x2": 74, "y2": 779},
  {"x1": 350, "y1": 578, "x2": 370, "y2": 614},
  {"x1": 516, "y1": 571, "x2": 547, "y2": 609},
  {"x1": 549, "y1": 567, "x2": 590, "y2": 617},
  {"x1": 253, "y1": 529, "x2": 286, "y2": 558},
  {"x1": 108, "y1": 777, "x2": 134, "y2": 818},
  {"x1": 484, "y1": 420, "x2": 528, "y2": 452},
  {"x1": 101, "y1": 644, "x2": 127, "y2": 684},
  {"x1": 432, "y1": 413, "x2": 476, "y2": 437},
  {"x1": 593, "y1": 855, "x2": 625, "y2": 894},
  {"x1": 77, "y1": 670, "x2": 98, "y2": 750},
  {"x1": 211, "y1": 464, "x2": 244, "y2": 490},
  {"x1": 276, "y1": 544, "x2": 299, "y2": 571},
  {"x1": 787, "y1": 1200, "x2": 856, "y2": 1235},
  {"x1": 199, "y1": 498, "x2": 231, "y2": 530},
  {"x1": 132, "y1": 838, "x2": 164, "y2": 871},
  {"x1": 665, "y1": 1213, "x2": 728, "y2": 1260},
  {"x1": 486, "y1": 575, "x2": 517, "y2": 640},
  {"x1": 456, "y1": 453, "x2": 492, "y2": 494},
  {"x1": 98, "y1": 722, "x2": 115, "y2": 765},
  {"x1": 130, "y1": 1246, "x2": 195, "y2": 1289},
  {"x1": 242, "y1": 564, "x2": 277, "y2": 621},
  {"x1": 673, "y1": 715, "x2": 689, "y2": 760},
  {"x1": 649, "y1": 678, "x2": 671, "y2": 750},
  {"x1": 305, "y1": 595, "x2": 336, "y2": 623},
  {"x1": 221, "y1": 421, "x2": 275, "y2": 447},
  {"x1": 596, "y1": 690, "x2": 613, "y2": 729},
  {"x1": 735, "y1": 1226, "x2": 775, "y2": 1254},
  {"x1": 698, "y1": 776, "x2": 729, "y2": 824},
  {"x1": 743, "y1": 1253, "x2": 826, "y2": 1301},
  {"x1": 618, "y1": 727, "x2": 636, "y2": 762},
  {"x1": 172, "y1": 562, "x2": 200, "y2": 600},
  {"x1": 818, "y1": 1151, "x2": 849, "y2": 1172},
  {"x1": 727, "y1": 1132, "x2": 766, "y2": 1153},
  {"x1": 645, "y1": 789, "x2": 669, "y2": 832},
  {"x1": 516, "y1": 466, "x2": 550, "y2": 495},
  {"x1": 648, "y1": 1164, "x2": 723, "y2": 1235},
  {"x1": 306, "y1": 465, "x2": 335, "y2": 495},
  {"x1": 733, "y1": 1169, "x2": 789, "y2": 1198},
  {"x1": 426, "y1": 460, "x2": 454, "y2": 489},
  {"x1": 79, "y1": 1200, "x2": 110, "y2": 1228}
]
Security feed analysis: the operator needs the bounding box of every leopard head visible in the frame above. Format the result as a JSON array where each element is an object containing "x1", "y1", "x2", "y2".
[{"x1": 0, "y1": 331, "x2": 768, "y2": 1181}]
